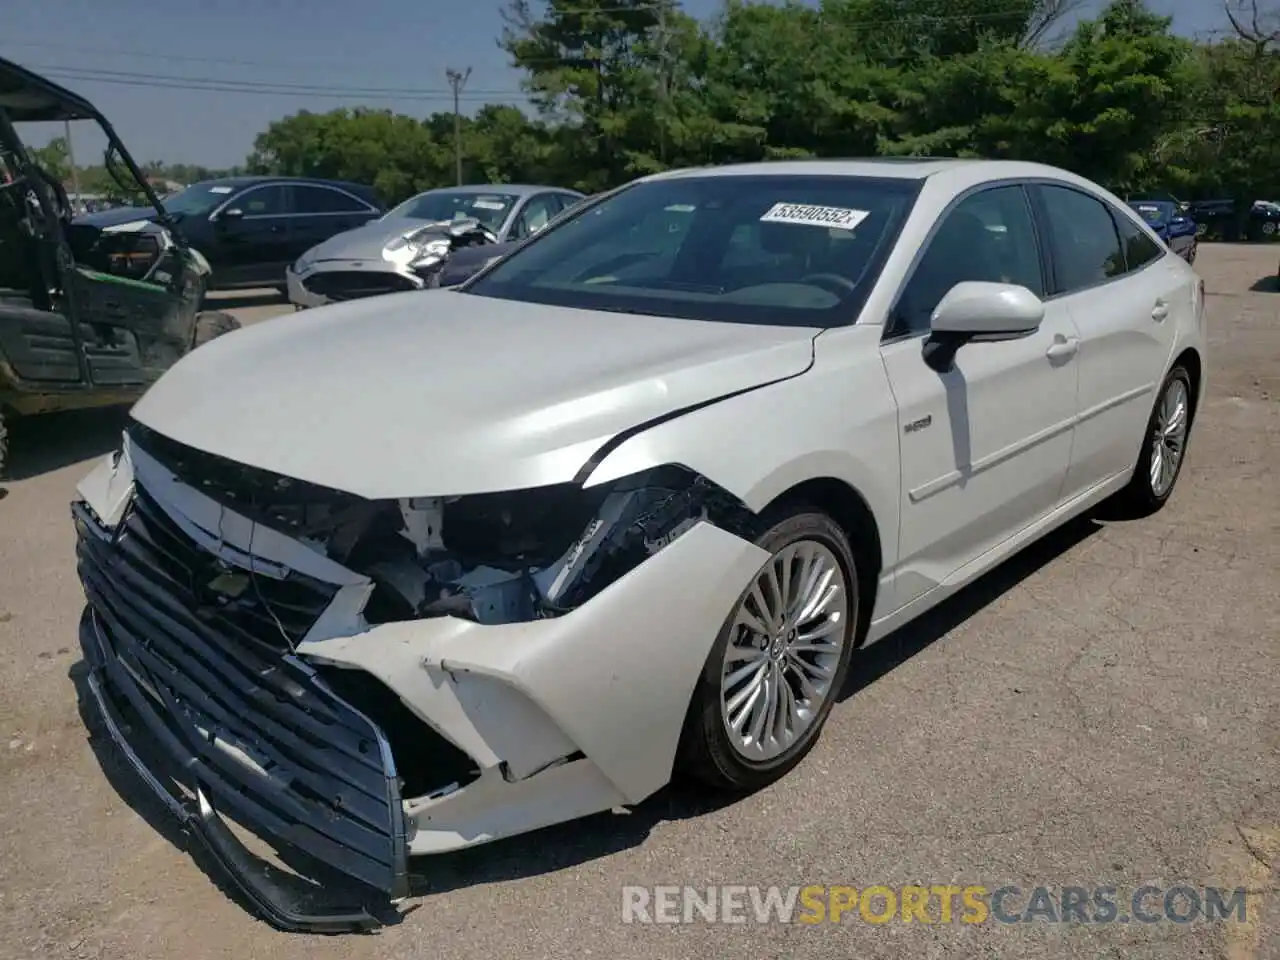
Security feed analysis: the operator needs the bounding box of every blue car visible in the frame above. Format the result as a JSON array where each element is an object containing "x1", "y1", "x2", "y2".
[{"x1": 1128, "y1": 200, "x2": 1198, "y2": 264}]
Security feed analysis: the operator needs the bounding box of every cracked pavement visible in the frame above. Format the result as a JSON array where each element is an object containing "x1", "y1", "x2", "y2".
[{"x1": 0, "y1": 248, "x2": 1276, "y2": 959}]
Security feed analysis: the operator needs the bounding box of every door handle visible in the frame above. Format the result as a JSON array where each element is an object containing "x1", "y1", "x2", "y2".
[
  {"x1": 1151, "y1": 300, "x2": 1169, "y2": 322},
  {"x1": 270, "y1": 224, "x2": 286, "y2": 234},
  {"x1": 1045, "y1": 334, "x2": 1080, "y2": 361}
]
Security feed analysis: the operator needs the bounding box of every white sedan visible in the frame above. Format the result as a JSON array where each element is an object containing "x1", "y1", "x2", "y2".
[{"x1": 72, "y1": 159, "x2": 1205, "y2": 931}]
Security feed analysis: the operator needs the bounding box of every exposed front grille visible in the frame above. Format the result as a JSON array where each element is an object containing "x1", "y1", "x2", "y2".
[
  {"x1": 303, "y1": 270, "x2": 419, "y2": 301},
  {"x1": 123, "y1": 487, "x2": 337, "y2": 652},
  {"x1": 74, "y1": 499, "x2": 409, "y2": 897}
]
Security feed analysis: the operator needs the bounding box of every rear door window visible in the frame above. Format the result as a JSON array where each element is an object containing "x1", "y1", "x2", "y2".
[
  {"x1": 1035, "y1": 184, "x2": 1126, "y2": 293},
  {"x1": 293, "y1": 185, "x2": 371, "y2": 214},
  {"x1": 1112, "y1": 211, "x2": 1166, "y2": 272},
  {"x1": 235, "y1": 185, "x2": 288, "y2": 217}
]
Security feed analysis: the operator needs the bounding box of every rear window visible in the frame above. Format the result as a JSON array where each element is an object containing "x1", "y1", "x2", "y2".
[{"x1": 464, "y1": 174, "x2": 920, "y2": 327}]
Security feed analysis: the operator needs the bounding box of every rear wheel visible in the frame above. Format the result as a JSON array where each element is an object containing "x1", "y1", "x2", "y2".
[
  {"x1": 1112, "y1": 365, "x2": 1194, "y2": 517},
  {"x1": 678, "y1": 507, "x2": 859, "y2": 791},
  {"x1": 193, "y1": 310, "x2": 241, "y2": 347}
]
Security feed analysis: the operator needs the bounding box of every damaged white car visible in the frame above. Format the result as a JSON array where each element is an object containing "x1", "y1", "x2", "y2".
[{"x1": 73, "y1": 159, "x2": 1206, "y2": 931}]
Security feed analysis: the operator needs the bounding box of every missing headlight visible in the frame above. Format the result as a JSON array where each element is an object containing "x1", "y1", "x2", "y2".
[
  {"x1": 126, "y1": 425, "x2": 756, "y2": 629},
  {"x1": 363, "y1": 466, "x2": 757, "y2": 626}
]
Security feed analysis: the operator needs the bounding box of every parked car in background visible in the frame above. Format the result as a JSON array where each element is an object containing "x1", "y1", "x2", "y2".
[
  {"x1": 73, "y1": 176, "x2": 383, "y2": 292},
  {"x1": 0, "y1": 56, "x2": 237, "y2": 475},
  {"x1": 1128, "y1": 199, "x2": 1197, "y2": 263},
  {"x1": 287, "y1": 183, "x2": 584, "y2": 306},
  {"x1": 74, "y1": 158, "x2": 1204, "y2": 930},
  {"x1": 1185, "y1": 197, "x2": 1280, "y2": 241}
]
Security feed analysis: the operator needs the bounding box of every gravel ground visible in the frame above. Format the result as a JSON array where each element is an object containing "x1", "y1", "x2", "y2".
[{"x1": 0, "y1": 254, "x2": 1276, "y2": 960}]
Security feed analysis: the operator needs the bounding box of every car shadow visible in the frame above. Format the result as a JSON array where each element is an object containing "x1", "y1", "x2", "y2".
[
  {"x1": 69, "y1": 511, "x2": 1108, "y2": 925},
  {"x1": 839, "y1": 512, "x2": 1103, "y2": 702},
  {"x1": 66, "y1": 659, "x2": 288, "y2": 928},
  {"x1": 1249, "y1": 276, "x2": 1278, "y2": 293},
  {"x1": 68, "y1": 647, "x2": 737, "y2": 924},
  {"x1": 1, "y1": 404, "x2": 130, "y2": 482}
]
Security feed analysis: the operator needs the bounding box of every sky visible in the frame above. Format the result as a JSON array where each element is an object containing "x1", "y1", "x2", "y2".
[{"x1": 0, "y1": 0, "x2": 1239, "y2": 170}]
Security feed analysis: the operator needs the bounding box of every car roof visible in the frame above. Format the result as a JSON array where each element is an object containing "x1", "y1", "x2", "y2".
[
  {"x1": 645, "y1": 158, "x2": 987, "y2": 182},
  {"x1": 642, "y1": 157, "x2": 1101, "y2": 186},
  {"x1": 190, "y1": 175, "x2": 373, "y2": 191},
  {"x1": 408, "y1": 183, "x2": 582, "y2": 198}
]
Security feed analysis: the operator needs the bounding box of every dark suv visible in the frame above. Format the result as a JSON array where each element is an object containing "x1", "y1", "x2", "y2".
[
  {"x1": 1184, "y1": 198, "x2": 1280, "y2": 242},
  {"x1": 76, "y1": 176, "x2": 383, "y2": 291}
]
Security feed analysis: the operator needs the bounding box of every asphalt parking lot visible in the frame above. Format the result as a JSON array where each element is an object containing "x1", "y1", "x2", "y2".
[{"x1": 0, "y1": 250, "x2": 1276, "y2": 960}]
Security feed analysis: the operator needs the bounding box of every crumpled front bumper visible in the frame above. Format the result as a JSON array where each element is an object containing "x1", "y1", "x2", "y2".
[
  {"x1": 77, "y1": 607, "x2": 405, "y2": 932},
  {"x1": 286, "y1": 260, "x2": 425, "y2": 309},
  {"x1": 72, "y1": 436, "x2": 769, "y2": 930},
  {"x1": 73, "y1": 494, "x2": 410, "y2": 932}
]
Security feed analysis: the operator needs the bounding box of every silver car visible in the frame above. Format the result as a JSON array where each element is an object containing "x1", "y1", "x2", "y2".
[{"x1": 286, "y1": 183, "x2": 584, "y2": 306}]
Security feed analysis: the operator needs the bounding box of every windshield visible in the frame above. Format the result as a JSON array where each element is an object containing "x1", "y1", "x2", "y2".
[
  {"x1": 384, "y1": 190, "x2": 519, "y2": 231},
  {"x1": 464, "y1": 174, "x2": 920, "y2": 326},
  {"x1": 1130, "y1": 201, "x2": 1173, "y2": 225},
  {"x1": 161, "y1": 181, "x2": 243, "y2": 217}
]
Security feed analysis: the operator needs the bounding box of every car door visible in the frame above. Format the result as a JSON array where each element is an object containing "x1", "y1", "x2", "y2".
[
  {"x1": 1031, "y1": 183, "x2": 1185, "y2": 500},
  {"x1": 208, "y1": 183, "x2": 291, "y2": 287},
  {"x1": 288, "y1": 184, "x2": 379, "y2": 262},
  {"x1": 506, "y1": 193, "x2": 563, "y2": 243},
  {"x1": 879, "y1": 183, "x2": 1081, "y2": 606}
]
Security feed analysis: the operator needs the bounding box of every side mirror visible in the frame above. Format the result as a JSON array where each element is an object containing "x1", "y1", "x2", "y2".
[
  {"x1": 219, "y1": 207, "x2": 244, "y2": 221},
  {"x1": 923, "y1": 281, "x2": 1045, "y2": 373}
]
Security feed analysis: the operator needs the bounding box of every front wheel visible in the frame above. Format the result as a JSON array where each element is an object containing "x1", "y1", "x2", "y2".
[
  {"x1": 678, "y1": 507, "x2": 859, "y2": 791},
  {"x1": 1113, "y1": 365, "x2": 1194, "y2": 517},
  {"x1": 0, "y1": 408, "x2": 9, "y2": 480}
]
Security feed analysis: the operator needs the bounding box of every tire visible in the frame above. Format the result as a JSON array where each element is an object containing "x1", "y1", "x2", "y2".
[
  {"x1": 193, "y1": 310, "x2": 241, "y2": 347},
  {"x1": 677, "y1": 506, "x2": 860, "y2": 792},
  {"x1": 0, "y1": 408, "x2": 8, "y2": 481},
  {"x1": 1112, "y1": 365, "x2": 1194, "y2": 518}
]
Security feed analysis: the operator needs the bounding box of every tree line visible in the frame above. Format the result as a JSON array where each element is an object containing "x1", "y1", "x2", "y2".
[{"x1": 40, "y1": 0, "x2": 1280, "y2": 210}]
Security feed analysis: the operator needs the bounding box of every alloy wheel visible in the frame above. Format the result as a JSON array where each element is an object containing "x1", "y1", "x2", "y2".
[
  {"x1": 1150, "y1": 377, "x2": 1190, "y2": 498},
  {"x1": 719, "y1": 540, "x2": 849, "y2": 763}
]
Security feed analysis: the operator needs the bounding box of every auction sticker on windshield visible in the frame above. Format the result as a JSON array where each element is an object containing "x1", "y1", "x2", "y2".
[{"x1": 761, "y1": 202, "x2": 870, "y2": 231}]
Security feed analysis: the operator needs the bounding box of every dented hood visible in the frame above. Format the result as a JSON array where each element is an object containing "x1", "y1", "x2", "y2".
[{"x1": 130, "y1": 291, "x2": 816, "y2": 499}]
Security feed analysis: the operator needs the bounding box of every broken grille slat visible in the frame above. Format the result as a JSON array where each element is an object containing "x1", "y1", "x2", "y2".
[
  {"x1": 73, "y1": 502, "x2": 409, "y2": 897},
  {"x1": 78, "y1": 564, "x2": 394, "y2": 830}
]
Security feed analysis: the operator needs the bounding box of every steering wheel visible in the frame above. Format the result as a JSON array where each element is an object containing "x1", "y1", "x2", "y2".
[{"x1": 799, "y1": 272, "x2": 858, "y2": 296}]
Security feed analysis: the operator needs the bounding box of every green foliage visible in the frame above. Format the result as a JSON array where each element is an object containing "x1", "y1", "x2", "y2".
[
  {"x1": 29, "y1": 137, "x2": 70, "y2": 183},
  {"x1": 36, "y1": 0, "x2": 1280, "y2": 208}
]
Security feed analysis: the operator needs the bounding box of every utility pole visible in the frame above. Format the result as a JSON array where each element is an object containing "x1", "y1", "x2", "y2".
[
  {"x1": 445, "y1": 67, "x2": 471, "y2": 186},
  {"x1": 63, "y1": 119, "x2": 81, "y2": 211}
]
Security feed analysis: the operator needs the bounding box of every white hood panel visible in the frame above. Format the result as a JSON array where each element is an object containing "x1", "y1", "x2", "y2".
[{"x1": 131, "y1": 291, "x2": 816, "y2": 499}]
